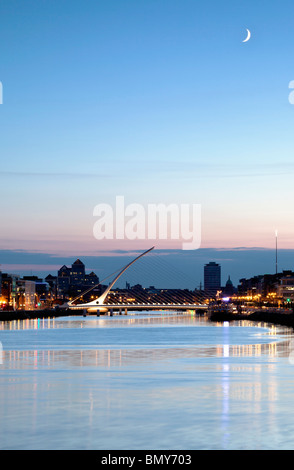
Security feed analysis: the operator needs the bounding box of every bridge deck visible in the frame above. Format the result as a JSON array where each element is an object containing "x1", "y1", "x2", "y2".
[{"x1": 69, "y1": 303, "x2": 208, "y2": 311}]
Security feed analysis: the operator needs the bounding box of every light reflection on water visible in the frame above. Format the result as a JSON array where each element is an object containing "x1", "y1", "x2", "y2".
[
  {"x1": 1, "y1": 341, "x2": 283, "y2": 368},
  {"x1": 1, "y1": 313, "x2": 294, "y2": 450}
]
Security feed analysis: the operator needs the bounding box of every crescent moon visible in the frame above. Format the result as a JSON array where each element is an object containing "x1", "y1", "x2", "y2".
[{"x1": 242, "y1": 28, "x2": 251, "y2": 42}]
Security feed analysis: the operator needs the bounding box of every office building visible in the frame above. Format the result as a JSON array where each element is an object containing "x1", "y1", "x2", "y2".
[{"x1": 204, "y1": 262, "x2": 221, "y2": 294}]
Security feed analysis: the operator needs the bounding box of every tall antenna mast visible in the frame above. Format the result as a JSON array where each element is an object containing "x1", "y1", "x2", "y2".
[{"x1": 275, "y1": 229, "x2": 278, "y2": 274}]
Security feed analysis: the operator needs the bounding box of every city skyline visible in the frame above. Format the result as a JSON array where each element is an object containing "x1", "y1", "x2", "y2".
[
  {"x1": 1, "y1": 1, "x2": 294, "y2": 276},
  {"x1": 1, "y1": 245, "x2": 294, "y2": 291},
  {"x1": 3, "y1": 249, "x2": 294, "y2": 313}
]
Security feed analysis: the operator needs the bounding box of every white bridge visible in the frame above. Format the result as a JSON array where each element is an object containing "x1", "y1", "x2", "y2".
[{"x1": 66, "y1": 247, "x2": 209, "y2": 315}]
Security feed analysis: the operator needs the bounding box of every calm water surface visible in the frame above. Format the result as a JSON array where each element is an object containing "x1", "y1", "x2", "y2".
[{"x1": 1, "y1": 312, "x2": 294, "y2": 450}]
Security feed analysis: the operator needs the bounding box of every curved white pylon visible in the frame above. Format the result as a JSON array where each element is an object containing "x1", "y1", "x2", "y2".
[{"x1": 68, "y1": 246, "x2": 155, "y2": 309}]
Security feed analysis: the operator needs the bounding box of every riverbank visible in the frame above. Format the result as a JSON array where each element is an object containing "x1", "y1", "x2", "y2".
[
  {"x1": 1, "y1": 307, "x2": 294, "y2": 329},
  {"x1": 0, "y1": 309, "x2": 82, "y2": 321},
  {"x1": 209, "y1": 309, "x2": 294, "y2": 328}
]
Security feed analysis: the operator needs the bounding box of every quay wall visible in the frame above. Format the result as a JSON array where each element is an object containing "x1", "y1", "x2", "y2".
[
  {"x1": 1, "y1": 308, "x2": 294, "y2": 329},
  {"x1": 0, "y1": 309, "x2": 82, "y2": 321},
  {"x1": 209, "y1": 310, "x2": 294, "y2": 328}
]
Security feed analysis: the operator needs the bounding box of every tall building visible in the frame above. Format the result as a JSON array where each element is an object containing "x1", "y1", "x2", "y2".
[
  {"x1": 70, "y1": 259, "x2": 85, "y2": 285},
  {"x1": 204, "y1": 262, "x2": 221, "y2": 294},
  {"x1": 1, "y1": 273, "x2": 19, "y2": 309},
  {"x1": 20, "y1": 280, "x2": 36, "y2": 310},
  {"x1": 55, "y1": 259, "x2": 99, "y2": 300},
  {"x1": 57, "y1": 265, "x2": 71, "y2": 298}
]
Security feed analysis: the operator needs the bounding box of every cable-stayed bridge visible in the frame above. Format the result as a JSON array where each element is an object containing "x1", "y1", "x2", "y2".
[{"x1": 66, "y1": 247, "x2": 214, "y2": 315}]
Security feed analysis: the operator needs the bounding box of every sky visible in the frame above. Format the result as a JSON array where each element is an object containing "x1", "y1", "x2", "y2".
[{"x1": 1, "y1": 0, "x2": 294, "y2": 287}]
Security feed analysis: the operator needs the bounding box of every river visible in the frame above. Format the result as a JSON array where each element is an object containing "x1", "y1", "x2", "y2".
[{"x1": 1, "y1": 312, "x2": 294, "y2": 450}]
